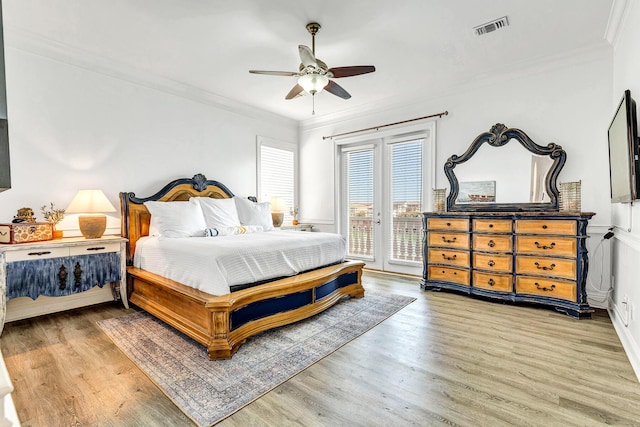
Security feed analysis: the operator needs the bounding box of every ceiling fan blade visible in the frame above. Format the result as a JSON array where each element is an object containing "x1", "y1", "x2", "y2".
[
  {"x1": 285, "y1": 84, "x2": 306, "y2": 100},
  {"x1": 327, "y1": 66, "x2": 376, "y2": 78},
  {"x1": 298, "y1": 45, "x2": 317, "y2": 68},
  {"x1": 249, "y1": 70, "x2": 299, "y2": 77},
  {"x1": 324, "y1": 80, "x2": 351, "y2": 99}
]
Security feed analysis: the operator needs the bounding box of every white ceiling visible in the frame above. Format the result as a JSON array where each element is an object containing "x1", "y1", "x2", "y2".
[{"x1": 3, "y1": 0, "x2": 614, "y2": 121}]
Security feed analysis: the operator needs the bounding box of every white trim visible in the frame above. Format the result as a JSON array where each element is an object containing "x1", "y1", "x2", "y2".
[
  {"x1": 608, "y1": 300, "x2": 640, "y2": 382},
  {"x1": 612, "y1": 227, "x2": 640, "y2": 251},
  {"x1": 6, "y1": 26, "x2": 297, "y2": 128},
  {"x1": 301, "y1": 46, "x2": 610, "y2": 130},
  {"x1": 605, "y1": 0, "x2": 632, "y2": 46}
]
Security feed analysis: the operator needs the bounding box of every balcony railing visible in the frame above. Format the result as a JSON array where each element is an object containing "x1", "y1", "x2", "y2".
[{"x1": 348, "y1": 216, "x2": 423, "y2": 262}]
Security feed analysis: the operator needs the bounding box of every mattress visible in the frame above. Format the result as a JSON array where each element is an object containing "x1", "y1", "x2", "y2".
[{"x1": 133, "y1": 230, "x2": 347, "y2": 296}]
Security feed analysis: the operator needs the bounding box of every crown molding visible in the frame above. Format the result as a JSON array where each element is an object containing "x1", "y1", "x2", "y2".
[
  {"x1": 4, "y1": 26, "x2": 298, "y2": 128},
  {"x1": 605, "y1": 0, "x2": 631, "y2": 47},
  {"x1": 300, "y1": 43, "x2": 612, "y2": 132}
]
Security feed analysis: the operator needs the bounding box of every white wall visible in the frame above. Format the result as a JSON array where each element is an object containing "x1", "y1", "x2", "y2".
[
  {"x1": 300, "y1": 47, "x2": 613, "y2": 306},
  {"x1": 608, "y1": 0, "x2": 640, "y2": 382},
  {"x1": 0, "y1": 36, "x2": 297, "y2": 235}
]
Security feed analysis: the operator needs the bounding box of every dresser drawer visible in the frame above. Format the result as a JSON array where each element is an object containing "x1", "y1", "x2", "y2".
[
  {"x1": 473, "y1": 219, "x2": 512, "y2": 233},
  {"x1": 69, "y1": 242, "x2": 121, "y2": 256},
  {"x1": 473, "y1": 253, "x2": 512, "y2": 273},
  {"x1": 473, "y1": 271, "x2": 513, "y2": 292},
  {"x1": 515, "y1": 256, "x2": 576, "y2": 280},
  {"x1": 515, "y1": 219, "x2": 577, "y2": 235},
  {"x1": 516, "y1": 276, "x2": 576, "y2": 302},
  {"x1": 515, "y1": 236, "x2": 576, "y2": 257},
  {"x1": 5, "y1": 246, "x2": 69, "y2": 262},
  {"x1": 428, "y1": 266, "x2": 470, "y2": 286},
  {"x1": 428, "y1": 232, "x2": 470, "y2": 250},
  {"x1": 472, "y1": 234, "x2": 512, "y2": 252},
  {"x1": 427, "y1": 248, "x2": 470, "y2": 268},
  {"x1": 427, "y1": 218, "x2": 469, "y2": 231}
]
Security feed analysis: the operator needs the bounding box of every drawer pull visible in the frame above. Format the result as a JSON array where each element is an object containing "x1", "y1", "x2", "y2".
[
  {"x1": 534, "y1": 241, "x2": 556, "y2": 250},
  {"x1": 542, "y1": 225, "x2": 548, "y2": 229},
  {"x1": 446, "y1": 222, "x2": 451, "y2": 226},
  {"x1": 487, "y1": 240, "x2": 495, "y2": 248},
  {"x1": 441, "y1": 270, "x2": 457, "y2": 275},
  {"x1": 73, "y1": 262, "x2": 83, "y2": 288},
  {"x1": 27, "y1": 251, "x2": 52, "y2": 256},
  {"x1": 534, "y1": 262, "x2": 556, "y2": 271},
  {"x1": 442, "y1": 253, "x2": 457, "y2": 261},
  {"x1": 488, "y1": 278, "x2": 495, "y2": 286},
  {"x1": 86, "y1": 247, "x2": 106, "y2": 251},
  {"x1": 487, "y1": 260, "x2": 495, "y2": 267},
  {"x1": 534, "y1": 282, "x2": 556, "y2": 292},
  {"x1": 489, "y1": 224, "x2": 494, "y2": 228},
  {"x1": 58, "y1": 265, "x2": 68, "y2": 290},
  {"x1": 442, "y1": 236, "x2": 457, "y2": 243}
]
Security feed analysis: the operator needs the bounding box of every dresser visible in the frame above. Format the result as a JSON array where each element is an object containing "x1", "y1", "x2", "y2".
[
  {"x1": 0, "y1": 236, "x2": 128, "y2": 332},
  {"x1": 421, "y1": 212, "x2": 595, "y2": 318}
]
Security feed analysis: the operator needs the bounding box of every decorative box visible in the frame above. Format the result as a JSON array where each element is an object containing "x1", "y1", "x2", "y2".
[{"x1": 0, "y1": 222, "x2": 53, "y2": 244}]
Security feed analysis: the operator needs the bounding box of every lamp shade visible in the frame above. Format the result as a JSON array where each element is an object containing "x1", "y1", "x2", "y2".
[
  {"x1": 298, "y1": 73, "x2": 329, "y2": 94},
  {"x1": 66, "y1": 189, "x2": 116, "y2": 239},
  {"x1": 66, "y1": 189, "x2": 116, "y2": 214},
  {"x1": 270, "y1": 196, "x2": 286, "y2": 212},
  {"x1": 270, "y1": 196, "x2": 286, "y2": 228}
]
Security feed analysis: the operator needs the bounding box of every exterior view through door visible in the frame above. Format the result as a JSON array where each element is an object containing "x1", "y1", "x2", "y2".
[{"x1": 338, "y1": 124, "x2": 434, "y2": 276}]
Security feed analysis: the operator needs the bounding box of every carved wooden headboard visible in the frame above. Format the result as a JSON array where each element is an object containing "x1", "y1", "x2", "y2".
[{"x1": 120, "y1": 173, "x2": 235, "y2": 265}]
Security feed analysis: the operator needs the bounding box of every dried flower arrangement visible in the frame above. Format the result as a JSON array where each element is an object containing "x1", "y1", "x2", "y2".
[{"x1": 41, "y1": 202, "x2": 65, "y2": 226}]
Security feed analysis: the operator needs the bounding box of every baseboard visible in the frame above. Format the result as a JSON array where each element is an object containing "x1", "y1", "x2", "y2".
[
  {"x1": 5, "y1": 285, "x2": 115, "y2": 322},
  {"x1": 608, "y1": 297, "x2": 640, "y2": 382}
]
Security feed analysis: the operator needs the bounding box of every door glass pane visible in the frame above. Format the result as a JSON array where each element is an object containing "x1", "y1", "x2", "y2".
[
  {"x1": 390, "y1": 140, "x2": 423, "y2": 263},
  {"x1": 345, "y1": 149, "x2": 374, "y2": 259}
]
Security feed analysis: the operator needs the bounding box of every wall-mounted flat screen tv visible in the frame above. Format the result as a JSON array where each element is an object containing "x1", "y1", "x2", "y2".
[{"x1": 608, "y1": 89, "x2": 640, "y2": 203}]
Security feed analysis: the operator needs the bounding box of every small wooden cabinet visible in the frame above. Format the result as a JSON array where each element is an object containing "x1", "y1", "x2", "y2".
[
  {"x1": 421, "y1": 212, "x2": 595, "y2": 318},
  {"x1": 0, "y1": 236, "x2": 128, "y2": 332}
]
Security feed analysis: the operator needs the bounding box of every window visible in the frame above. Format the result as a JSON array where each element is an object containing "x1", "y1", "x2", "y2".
[{"x1": 257, "y1": 137, "x2": 297, "y2": 222}]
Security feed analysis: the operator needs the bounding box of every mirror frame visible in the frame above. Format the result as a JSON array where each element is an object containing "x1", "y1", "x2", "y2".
[{"x1": 445, "y1": 123, "x2": 566, "y2": 212}]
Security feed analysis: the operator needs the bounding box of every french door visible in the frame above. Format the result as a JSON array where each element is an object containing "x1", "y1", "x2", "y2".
[{"x1": 338, "y1": 124, "x2": 434, "y2": 275}]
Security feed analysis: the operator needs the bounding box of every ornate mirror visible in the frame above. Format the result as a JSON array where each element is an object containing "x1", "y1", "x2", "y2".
[{"x1": 445, "y1": 123, "x2": 566, "y2": 212}]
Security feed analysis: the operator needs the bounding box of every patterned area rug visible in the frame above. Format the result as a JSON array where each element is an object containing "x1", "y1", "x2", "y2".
[{"x1": 98, "y1": 290, "x2": 415, "y2": 427}]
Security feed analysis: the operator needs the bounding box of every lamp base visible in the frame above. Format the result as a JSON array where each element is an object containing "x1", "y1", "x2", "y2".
[
  {"x1": 271, "y1": 212, "x2": 284, "y2": 228},
  {"x1": 79, "y1": 215, "x2": 106, "y2": 239}
]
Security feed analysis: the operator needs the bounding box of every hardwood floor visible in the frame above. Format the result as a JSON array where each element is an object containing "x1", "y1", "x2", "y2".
[{"x1": 2, "y1": 271, "x2": 640, "y2": 426}]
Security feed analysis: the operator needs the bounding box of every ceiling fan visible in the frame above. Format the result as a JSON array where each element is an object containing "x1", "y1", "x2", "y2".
[{"x1": 249, "y1": 22, "x2": 375, "y2": 106}]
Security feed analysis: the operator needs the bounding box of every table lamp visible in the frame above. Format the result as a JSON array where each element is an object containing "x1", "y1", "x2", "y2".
[
  {"x1": 270, "y1": 196, "x2": 286, "y2": 227},
  {"x1": 66, "y1": 189, "x2": 116, "y2": 238}
]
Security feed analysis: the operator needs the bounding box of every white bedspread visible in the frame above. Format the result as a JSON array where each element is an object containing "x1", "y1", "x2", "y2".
[{"x1": 133, "y1": 231, "x2": 346, "y2": 296}]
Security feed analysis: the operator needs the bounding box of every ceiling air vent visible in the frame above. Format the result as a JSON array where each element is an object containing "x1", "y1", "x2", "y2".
[{"x1": 474, "y1": 16, "x2": 509, "y2": 36}]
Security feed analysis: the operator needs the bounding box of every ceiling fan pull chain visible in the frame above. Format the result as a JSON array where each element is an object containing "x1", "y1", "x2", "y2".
[{"x1": 312, "y1": 94, "x2": 316, "y2": 115}]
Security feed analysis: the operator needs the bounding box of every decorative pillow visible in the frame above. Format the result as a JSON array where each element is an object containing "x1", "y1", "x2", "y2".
[
  {"x1": 234, "y1": 197, "x2": 275, "y2": 231},
  {"x1": 196, "y1": 197, "x2": 241, "y2": 229},
  {"x1": 204, "y1": 225, "x2": 264, "y2": 237},
  {"x1": 144, "y1": 199, "x2": 206, "y2": 238}
]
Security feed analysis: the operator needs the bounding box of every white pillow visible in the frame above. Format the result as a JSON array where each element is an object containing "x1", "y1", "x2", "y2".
[
  {"x1": 144, "y1": 199, "x2": 206, "y2": 238},
  {"x1": 196, "y1": 197, "x2": 241, "y2": 229},
  {"x1": 234, "y1": 197, "x2": 275, "y2": 231}
]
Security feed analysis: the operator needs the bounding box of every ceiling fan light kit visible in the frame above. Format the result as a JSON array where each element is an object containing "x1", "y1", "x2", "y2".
[{"x1": 249, "y1": 22, "x2": 376, "y2": 114}]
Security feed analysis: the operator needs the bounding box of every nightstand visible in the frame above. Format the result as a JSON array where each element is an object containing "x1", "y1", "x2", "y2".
[
  {"x1": 0, "y1": 235, "x2": 127, "y2": 332},
  {"x1": 280, "y1": 224, "x2": 314, "y2": 232}
]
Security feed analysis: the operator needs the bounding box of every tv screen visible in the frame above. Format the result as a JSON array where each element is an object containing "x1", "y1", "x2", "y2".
[{"x1": 608, "y1": 90, "x2": 640, "y2": 203}]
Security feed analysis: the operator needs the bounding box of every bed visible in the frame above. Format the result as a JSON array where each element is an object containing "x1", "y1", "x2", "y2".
[{"x1": 120, "y1": 173, "x2": 365, "y2": 359}]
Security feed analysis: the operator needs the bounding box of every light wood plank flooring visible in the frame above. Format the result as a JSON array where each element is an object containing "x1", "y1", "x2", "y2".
[{"x1": 2, "y1": 271, "x2": 640, "y2": 426}]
